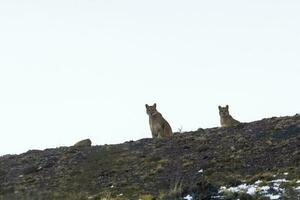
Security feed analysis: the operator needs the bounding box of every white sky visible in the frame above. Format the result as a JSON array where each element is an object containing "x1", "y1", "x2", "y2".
[{"x1": 0, "y1": 0, "x2": 299, "y2": 155}]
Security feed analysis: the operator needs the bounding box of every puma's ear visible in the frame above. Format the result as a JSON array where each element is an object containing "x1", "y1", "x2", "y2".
[
  {"x1": 218, "y1": 106, "x2": 221, "y2": 110},
  {"x1": 226, "y1": 105, "x2": 229, "y2": 109},
  {"x1": 145, "y1": 104, "x2": 149, "y2": 108},
  {"x1": 153, "y1": 103, "x2": 157, "y2": 108}
]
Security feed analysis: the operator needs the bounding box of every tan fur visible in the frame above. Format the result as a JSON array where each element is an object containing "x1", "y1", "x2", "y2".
[
  {"x1": 218, "y1": 105, "x2": 240, "y2": 127},
  {"x1": 145, "y1": 103, "x2": 173, "y2": 138}
]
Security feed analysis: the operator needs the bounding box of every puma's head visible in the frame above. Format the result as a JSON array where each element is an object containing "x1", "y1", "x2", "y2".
[
  {"x1": 218, "y1": 105, "x2": 230, "y2": 117},
  {"x1": 146, "y1": 103, "x2": 157, "y2": 116}
]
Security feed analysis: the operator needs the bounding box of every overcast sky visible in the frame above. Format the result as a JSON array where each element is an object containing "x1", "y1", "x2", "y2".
[{"x1": 0, "y1": 0, "x2": 299, "y2": 155}]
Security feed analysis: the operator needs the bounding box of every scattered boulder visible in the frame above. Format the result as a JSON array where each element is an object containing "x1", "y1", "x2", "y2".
[
  {"x1": 22, "y1": 165, "x2": 38, "y2": 175},
  {"x1": 73, "y1": 139, "x2": 92, "y2": 147}
]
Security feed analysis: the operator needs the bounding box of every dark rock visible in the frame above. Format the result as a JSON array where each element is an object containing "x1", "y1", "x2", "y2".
[{"x1": 22, "y1": 165, "x2": 38, "y2": 175}]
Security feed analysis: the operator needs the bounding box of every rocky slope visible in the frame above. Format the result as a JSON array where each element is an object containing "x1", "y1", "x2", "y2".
[{"x1": 0, "y1": 115, "x2": 299, "y2": 200}]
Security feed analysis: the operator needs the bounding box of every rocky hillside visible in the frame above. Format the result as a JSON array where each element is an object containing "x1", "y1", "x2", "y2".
[{"x1": 0, "y1": 115, "x2": 299, "y2": 200}]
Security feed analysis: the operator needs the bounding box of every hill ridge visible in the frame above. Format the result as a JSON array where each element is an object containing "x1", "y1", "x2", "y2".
[{"x1": 0, "y1": 115, "x2": 299, "y2": 200}]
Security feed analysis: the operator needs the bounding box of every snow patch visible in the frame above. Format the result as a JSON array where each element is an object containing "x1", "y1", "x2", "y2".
[
  {"x1": 265, "y1": 194, "x2": 281, "y2": 200},
  {"x1": 184, "y1": 194, "x2": 193, "y2": 200},
  {"x1": 218, "y1": 178, "x2": 300, "y2": 199}
]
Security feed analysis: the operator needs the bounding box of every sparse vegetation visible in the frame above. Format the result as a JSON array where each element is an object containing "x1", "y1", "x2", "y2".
[{"x1": 0, "y1": 115, "x2": 299, "y2": 199}]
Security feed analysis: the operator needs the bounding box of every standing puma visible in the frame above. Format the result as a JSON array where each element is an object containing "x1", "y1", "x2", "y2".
[
  {"x1": 145, "y1": 103, "x2": 173, "y2": 138},
  {"x1": 218, "y1": 105, "x2": 240, "y2": 127}
]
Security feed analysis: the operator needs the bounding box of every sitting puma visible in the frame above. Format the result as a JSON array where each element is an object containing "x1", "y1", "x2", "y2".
[
  {"x1": 218, "y1": 105, "x2": 240, "y2": 127},
  {"x1": 145, "y1": 103, "x2": 173, "y2": 138}
]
